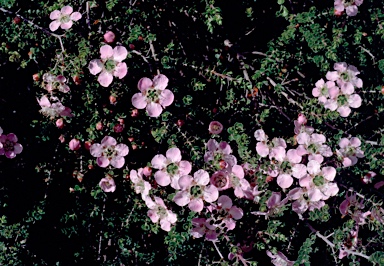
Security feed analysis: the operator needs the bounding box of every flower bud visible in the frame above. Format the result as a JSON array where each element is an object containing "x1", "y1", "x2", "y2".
[
  {"x1": 56, "y1": 118, "x2": 64, "y2": 129},
  {"x1": 103, "y1": 31, "x2": 116, "y2": 43},
  {"x1": 32, "y1": 73, "x2": 39, "y2": 81},
  {"x1": 96, "y1": 122, "x2": 103, "y2": 130},
  {"x1": 69, "y1": 138, "x2": 81, "y2": 151}
]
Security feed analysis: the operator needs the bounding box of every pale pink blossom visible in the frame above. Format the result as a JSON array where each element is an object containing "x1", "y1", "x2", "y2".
[
  {"x1": 0, "y1": 133, "x2": 23, "y2": 158},
  {"x1": 312, "y1": 79, "x2": 338, "y2": 103},
  {"x1": 131, "y1": 75, "x2": 174, "y2": 117},
  {"x1": 174, "y1": 169, "x2": 218, "y2": 212},
  {"x1": 49, "y1": 6, "x2": 82, "y2": 32},
  {"x1": 144, "y1": 196, "x2": 177, "y2": 232},
  {"x1": 208, "y1": 121, "x2": 223, "y2": 134},
  {"x1": 89, "y1": 45, "x2": 128, "y2": 87},
  {"x1": 326, "y1": 62, "x2": 362, "y2": 92},
  {"x1": 99, "y1": 177, "x2": 116, "y2": 192},
  {"x1": 90, "y1": 136, "x2": 129, "y2": 168},
  {"x1": 151, "y1": 147, "x2": 192, "y2": 189},
  {"x1": 336, "y1": 137, "x2": 364, "y2": 167},
  {"x1": 42, "y1": 73, "x2": 70, "y2": 93},
  {"x1": 204, "y1": 139, "x2": 237, "y2": 169},
  {"x1": 69, "y1": 138, "x2": 81, "y2": 151},
  {"x1": 37, "y1": 95, "x2": 73, "y2": 119},
  {"x1": 190, "y1": 217, "x2": 219, "y2": 241}
]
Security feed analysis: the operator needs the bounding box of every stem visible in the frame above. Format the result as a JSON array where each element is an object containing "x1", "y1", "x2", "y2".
[{"x1": 212, "y1": 241, "x2": 224, "y2": 260}]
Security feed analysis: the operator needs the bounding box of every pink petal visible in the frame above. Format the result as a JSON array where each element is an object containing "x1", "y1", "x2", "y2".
[
  {"x1": 90, "y1": 143, "x2": 102, "y2": 157},
  {"x1": 292, "y1": 164, "x2": 307, "y2": 179},
  {"x1": 13, "y1": 143, "x2": 23, "y2": 154},
  {"x1": 194, "y1": 169, "x2": 210, "y2": 185},
  {"x1": 160, "y1": 219, "x2": 172, "y2": 232},
  {"x1": 50, "y1": 10, "x2": 61, "y2": 20},
  {"x1": 174, "y1": 190, "x2": 191, "y2": 206},
  {"x1": 101, "y1": 136, "x2": 117, "y2": 146},
  {"x1": 350, "y1": 137, "x2": 361, "y2": 147},
  {"x1": 325, "y1": 71, "x2": 339, "y2": 81},
  {"x1": 348, "y1": 94, "x2": 362, "y2": 108},
  {"x1": 178, "y1": 175, "x2": 193, "y2": 190},
  {"x1": 178, "y1": 160, "x2": 192, "y2": 176},
  {"x1": 288, "y1": 187, "x2": 304, "y2": 200},
  {"x1": 100, "y1": 45, "x2": 114, "y2": 59},
  {"x1": 88, "y1": 59, "x2": 103, "y2": 75},
  {"x1": 61, "y1": 6, "x2": 73, "y2": 15},
  {"x1": 7, "y1": 133, "x2": 18, "y2": 142},
  {"x1": 70, "y1": 12, "x2": 82, "y2": 21},
  {"x1": 256, "y1": 142, "x2": 269, "y2": 157},
  {"x1": 229, "y1": 206, "x2": 243, "y2": 220},
  {"x1": 146, "y1": 102, "x2": 163, "y2": 117},
  {"x1": 277, "y1": 174, "x2": 293, "y2": 189},
  {"x1": 49, "y1": 20, "x2": 61, "y2": 32},
  {"x1": 308, "y1": 188, "x2": 323, "y2": 202},
  {"x1": 159, "y1": 89, "x2": 174, "y2": 107},
  {"x1": 137, "y1": 77, "x2": 153, "y2": 91},
  {"x1": 112, "y1": 46, "x2": 128, "y2": 62},
  {"x1": 38, "y1": 95, "x2": 51, "y2": 107},
  {"x1": 147, "y1": 209, "x2": 159, "y2": 223},
  {"x1": 337, "y1": 106, "x2": 351, "y2": 117},
  {"x1": 346, "y1": 5, "x2": 358, "y2": 16},
  {"x1": 218, "y1": 195, "x2": 232, "y2": 209},
  {"x1": 115, "y1": 144, "x2": 129, "y2": 156},
  {"x1": 110, "y1": 156, "x2": 125, "y2": 168},
  {"x1": 339, "y1": 138, "x2": 350, "y2": 148},
  {"x1": 151, "y1": 154, "x2": 167, "y2": 169},
  {"x1": 286, "y1": 149, "x2": 301, "y2": 164},
  {"x1": 203, "y1": 185, "x2": 219, "y2": 203},
  {"x1": 152, "y1": 74, "x2": 169, "y2": 90},
  {"x1": 322, "y1": 167, "x2": 336, "y2": 181},
  {"x1": 334, "y1": 62, "x2": 348, "y2": 72},
  {"x1": 103, "y1": 31, "x2": 115, "y2": 43},
  {"x1": 188, "y1": 198, "x2": 204, "y2": 212},
  {"x1": 113, "y1": 62, "x2": 127, "y2": 79},
  {"x1": 97, "y1": 156, "x2": 110, "y2": 167},
  {"x1": 166, "y1": 147, "x2": 181, "y2": 163},
  {"x1": 131, "y1": 93, "x2": 147, "y2": 109},
  {"x1": 231, "y1": 165, "x2": 244, "y2": 179},
  {"x1": 60, "y1": 21, "x2": 73, "y2": 30},
  {"x1": 340, "y1": 82, "x2": 354, "y2": 95},
  {"x1": 154, "y1": 171, "x2": 171, "y2": 186},
  {"x1": 307, "y1": 160, "x2": 320, "y2": 175},
  {"x1": 98, "y1": 71, "x2": 114, "y2": 87}
]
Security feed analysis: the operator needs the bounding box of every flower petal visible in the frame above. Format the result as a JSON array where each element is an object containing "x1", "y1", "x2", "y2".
[
  {"x1": 70, "y1": 11, "x2": 82, "y2": 21},
  {"x1": 89, "y1": 59, "x2": 103, "y2": 75},
  {"x1": 146, "y1": 102, "x2": 163, "y2": 117},
  {"x1": 112, "y1": 46, "x2": 128, "y2": 62},
  {"x1": 98, "y1": 71, "x2": 114, "y2": 87},
  {"x1": 61, "y1": 6, "x2": 73, "y2": 15},
  {"x1": 100, "y1": 45, "x2": 114, "y2": 59},
  {"x1": 50, "y1": 10, "x2": 61, "y2": 20},
  {"x1": 60, "y1": 21, "x2": 73, "y2": 30},
  {"x1": 159, "y1": 89, "x2": 174, "y2": 107},
  {"x1": 49, "y1": 20, "x2": 61, "y2": 32},
  {"x1": 113, "y1": 62, "x2": 127, "y2": 79}
]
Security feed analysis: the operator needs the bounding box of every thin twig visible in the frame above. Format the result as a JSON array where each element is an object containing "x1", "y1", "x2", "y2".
[{"x1": 212, "y1": 241, "x2": 224, "y2": 260}]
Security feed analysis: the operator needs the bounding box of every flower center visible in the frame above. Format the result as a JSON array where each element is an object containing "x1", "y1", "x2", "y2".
[
  {"x1": 190, "y1": 185, "x2": 203, "y2": 198},
  {"x1": 103, "y1": 146, "x2": 116, "y2": 158},
  {"x1": 105, "y1": 59, "x2": 116, "y2": 72},
  {"x1": 212, "y1": 172, "x2": 228, "y2": 189},
  {"x1": 146, "y1": 89, "x2": 160, "y2": 102},
  {"x1": 320, "y1": 86, "x2": 328, "y2": 96},
  {"x1": 313, "y1": 175, "x2": 325, "y2": 186},
  {"x1": 337, "y1": 95, "x2": 348, "y2": 106},
  {"x1": 166, "y1": 163, "x2": 179, "y2": 176},
  {"x1": 60, "y1": 15, "x2": 71, "y2": 24},
  {"x1": 3, "y1": 140, "x2": 14, "y2": 151}
]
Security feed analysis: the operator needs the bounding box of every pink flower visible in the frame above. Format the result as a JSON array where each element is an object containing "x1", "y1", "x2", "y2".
[
  {"x1": 144, "y1": 196, "x2": 177, "y2": 232},
  {"x1": 131, "y1": 75, "x2": 174, "y2": 117},
  {"x1": 89, "y1": 45, "x2": 128, "y2": 87},
  {"x1": 208, "y1": 121, "x2": 223, "y2": 134},
  {"x1": 174, "y1": 169, "x2": 219, "y2": 212},
  {"x1": 49, "y1": 6, "x2": 82, "y2": 31},
  {"x1": 334, "y1": 0, "x2": 363, "y2": 17},
  {"x1": 42, "y1": 73, "x2": 70, "y2": 93},
  {"x1": 204, "y1": 139, "x2": 237, "y2": 169},
  {"x1": 336, "y1": 137, "x2": 364, "y2": 167},
  {"x1": 103, "y1": 31, "x2": 116, "y2": 43},
  {"x1": 151, "y1": 147, "x2": 192, "y2": 189},
  {"x1": 37, "y1": 95, "x2": 73, "y2": 119},
  {"x1": 99, "y1": 177, "x2": 116, "y2": 192},
  {"x1": 90, "y1": 136, "x2": 129, "y2": 168},
  {"x1": 69, "y1": 138, "x2": 81, "y2": 151},
  {"x1": 326, "y1": 62, "x2": 362, "y2": 92},
  {"x1": 0, "y1": 133, "x2": 23, "y2": 158}
]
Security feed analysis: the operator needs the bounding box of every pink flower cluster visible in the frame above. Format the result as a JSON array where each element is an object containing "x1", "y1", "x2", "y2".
[
  {"x1": 0, "y1": 127, "x2": 23, "y2": 159},
  {"x1": 49, "y1": 6, "x2": 82, "y2": 31},
  {"x1": 336, "y1": 137, "x2": 364, "y2": 167},
  {"x1": 42, "y1": 73, "x2": 70, "y2": 93},
  {"x1": 90, "y1": 136, "x2": 129, "y2": 168},
  {"x1": 204, "y1": 139, "x2": 237, "y2": 170},
  {"x1": 312, "y1": 62, "x2": 362, "y2": 117},
  {"x1": 254, "y1": 115, "x2": 340, "y2": 217},
  {"x1": 144, "y1": 196, "x2": 177, "y2": 232},
  {"x1": 132, "y1": 75, "x2": 174, "y2": 117},
  {"x1": 334, "y1": 0, "x2": 364, "y2": 17},
  {"x1": 89, "y1": 45, "x2": 128, "y2": 87}
]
